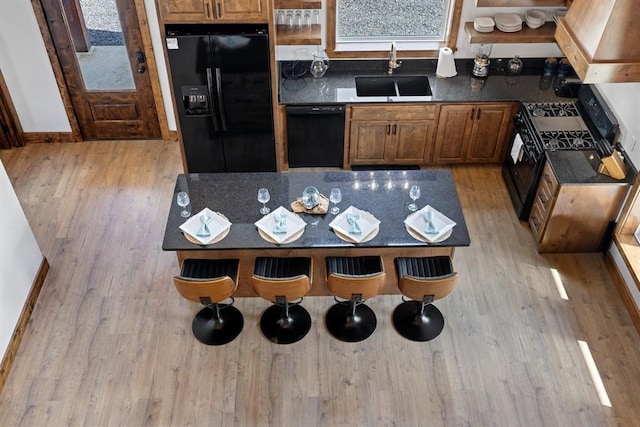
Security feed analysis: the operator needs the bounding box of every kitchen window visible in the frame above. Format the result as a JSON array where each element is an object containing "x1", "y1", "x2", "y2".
[{"x1": 326, "y1": 0, "x2": 463, "y2": 58}]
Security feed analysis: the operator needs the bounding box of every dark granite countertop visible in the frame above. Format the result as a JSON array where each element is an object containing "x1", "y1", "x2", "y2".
[
  {"x1": 279, "y1": 59, "x2": 570, "y2": 105},
  {"x1": 546, "y1": 151, "x2": 633, "y2": 185},
  {"x1": 163, "y1": 170, "x2": 470, "y2": 251}
]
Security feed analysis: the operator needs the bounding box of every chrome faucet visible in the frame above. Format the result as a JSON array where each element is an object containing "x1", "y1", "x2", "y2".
[{"x1": 388, "y1": 42, "x2": 402, "y2": 75}]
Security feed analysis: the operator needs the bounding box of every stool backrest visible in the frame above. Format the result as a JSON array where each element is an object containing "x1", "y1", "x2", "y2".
[
  {"x1": 251, "y1": 274, "x2": 311, "y2": 302},
  {"x1": 398, "y1": 272, "x2": 458, "y2": 302},
  {"x1": 327, "y1": 272, "x2": 386, "y2": 300},
  {"x1": 173, "y1": 276, "x2": 237, "y2": 305}
]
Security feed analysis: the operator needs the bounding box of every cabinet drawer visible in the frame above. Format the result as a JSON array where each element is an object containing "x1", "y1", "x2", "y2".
[
  {"x1": 350, "y1": 105, "x2": 437, "y2": 121},
  {"x1": 529, "y1": 202, "x2": 545, "y2": 239},
  {"x1": 539, "y1": 163, "x2": 558, "y2": 194}
]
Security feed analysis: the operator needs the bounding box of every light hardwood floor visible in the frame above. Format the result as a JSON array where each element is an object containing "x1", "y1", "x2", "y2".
[{"x1": 1, "y1": 140, "x2": 639, "y2": 426}]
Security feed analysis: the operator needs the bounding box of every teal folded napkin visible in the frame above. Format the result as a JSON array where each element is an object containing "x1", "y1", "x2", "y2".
[
  {"x1": 423, "y1": 211, "x2": 438, "y2": 234},
  {"x1": 197, "y1": 214, "x2": 212, "y2": 237},
  {"x1": 347, "y1": 212, "x2": 361, "y2": 234},
  {"x1": 273, "y1": 212, "x2": 288, "y2": 234}
]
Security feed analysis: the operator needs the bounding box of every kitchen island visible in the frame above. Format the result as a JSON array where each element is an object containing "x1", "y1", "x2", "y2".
[{"x1": 162, "y1": 170, "x2": 470, "y2": 296}]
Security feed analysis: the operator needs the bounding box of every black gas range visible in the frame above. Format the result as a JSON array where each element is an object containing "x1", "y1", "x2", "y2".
[{"x1": 502, "y1": 85, "x2": 619, "y2": 220}]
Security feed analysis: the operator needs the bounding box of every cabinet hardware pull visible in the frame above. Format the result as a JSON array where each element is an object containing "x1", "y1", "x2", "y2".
[
  {"x1": 531, "y1": 217, "x2": 539, "y2": 227},
  {"x1": 538, "y1": 194, "x2": 546, "y2": 204},
  {"x1": 217, "y1": 2, "x2": 222, "y2": 18},
  {"x1": 205, "y1": 3, "x2": 211, "y2": 18},
  {"x1": 387, "y1": 124, "x2": 391, "y2": 135},
  {"x1": 470, "y1": 108, "x2": 475, "y2": 120},
  {"x1": 477, "y1": 108, "x2": 481, "y2": 120},
  {"x1": 543, "y1": 174, "x2": 552, "y2": 184},
  {"x1": 392, "y1": 124, "x2": 397, "y2": 134}
]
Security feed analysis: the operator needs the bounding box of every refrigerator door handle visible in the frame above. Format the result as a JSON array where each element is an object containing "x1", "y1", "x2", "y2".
[
  {"x1": 214, "y1": 68, "x2": 228, "y2": 131},
  {"x1": 206, "y1": 68, "x2": 220, "y2": 132}
]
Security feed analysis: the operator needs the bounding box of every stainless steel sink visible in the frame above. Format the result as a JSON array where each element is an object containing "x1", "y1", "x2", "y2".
[{"x1": 355, "y1": 75, "x2": 432, "y2": 97}]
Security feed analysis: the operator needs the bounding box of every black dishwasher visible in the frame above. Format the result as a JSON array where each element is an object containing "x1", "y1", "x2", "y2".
[{"x1": 286, "y1": 105, "x2": 345, "y2": 168}]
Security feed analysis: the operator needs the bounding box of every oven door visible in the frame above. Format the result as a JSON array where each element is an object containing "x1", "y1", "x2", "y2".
[{"x1": 502, "y1": 131, "x2": 543, "y2": 220}]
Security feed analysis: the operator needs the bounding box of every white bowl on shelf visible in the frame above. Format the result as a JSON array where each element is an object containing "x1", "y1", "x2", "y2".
[{"x1": 525, "y1": 9, "x2": 546, "y2": 29}]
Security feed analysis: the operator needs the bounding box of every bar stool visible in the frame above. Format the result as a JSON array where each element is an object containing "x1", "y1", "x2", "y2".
[
  {"x1": 325, "y1": 256, "x2": 386, "y2": 342},
  {"x1": 394, "y1": 256, "x2": 458, "y2": 342},
  {"x1": 173, "y1": 258, "x2": 243, "y2": 345},
  {"x1": 251, "y1": 257, "x2": 313, "y2": 344}
]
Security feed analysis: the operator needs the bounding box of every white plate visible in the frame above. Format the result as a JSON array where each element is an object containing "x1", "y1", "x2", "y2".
[
  {"x1": 254, "y1": 206, "x2": 306, "y2": 244},
  {"x1": 404, "y1": 205, "x2": 456, "y2": 243},
  {"x1": 180, "y1": 208, "x2": 232, "y2": 245},
  {"x1": 329, "y1": 206, "x2": 380, "y2": 243},
  {"x1": 494, "y1": 13, "x2": 522, "y2": 27}
]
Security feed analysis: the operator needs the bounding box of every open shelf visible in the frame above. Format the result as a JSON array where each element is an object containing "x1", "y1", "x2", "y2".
[
  {"x1": 464, "y1": 21, "x2": 557, "y2": 44},
  {"x1": 276, "y1": 25, "x2": 321, "y2": 45},
  {"x1": 274, "y1": 0, "x2": 321, "y2": 9}
]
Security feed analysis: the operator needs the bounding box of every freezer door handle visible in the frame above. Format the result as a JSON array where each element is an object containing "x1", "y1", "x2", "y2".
[
  {"x1": 214, "y1": 68, "x2": 228, "y2": 131},
  {"x1": 206, "y1": 68, "x2": 220, "y2": 132}
]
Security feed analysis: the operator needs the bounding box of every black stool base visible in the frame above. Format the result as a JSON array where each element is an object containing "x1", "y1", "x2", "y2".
[
  {"x1": 260, "y1": 304, "x2": 311, "y2": 344},
  {"x1": 192, "y1": 305, "x2": 244, "y2": 345},
  {"x1": 326, "y1": 302, "x2": 377, "y2": 342},
  {"x1": 392, "y1": 301, "x2": 444, "y2": 342}
]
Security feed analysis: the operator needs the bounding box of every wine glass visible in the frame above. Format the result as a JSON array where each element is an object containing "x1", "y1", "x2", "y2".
[
  {"x1": 408, "y1": 185, "x2": 420, "y2": 212},
  {"x1": 176, "y1": 191, "x2": 191, "y2": 217},
  {"x1": 329, "y1": 188, "x2": 342, "y2": 215},
  {"x1": 257, "y1": 188, "x2": 270, "y2": 215}
]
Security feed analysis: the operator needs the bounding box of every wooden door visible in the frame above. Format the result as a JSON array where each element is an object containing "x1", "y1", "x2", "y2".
[
  {"x1": 433, "y1": 105, "x2": 472, "y2": 163},
  {"x1": 467, "y1": 103, "x2": 512, "y2": 163},
  {"x1": 39, "y1": 0, "x2": 161, "y2": 140},
  {"x1": 159, "y1": 0, "x2": 214, "y2": 22},
  {"x1": 349, "y1": 121, "x2": 388, "y2": 164},
  {"x1": 392, "y1": 120, "x2": 434, "y2": 163}
]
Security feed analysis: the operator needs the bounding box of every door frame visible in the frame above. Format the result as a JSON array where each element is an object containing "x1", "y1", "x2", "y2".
[{"x1": 31, "y1": 0, "x2": 172, "y2": 142}]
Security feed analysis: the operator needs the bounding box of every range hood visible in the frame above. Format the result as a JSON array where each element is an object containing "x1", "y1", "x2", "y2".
[{"x1": 554, "y1": 0, "x2": 640, "y2": 84}]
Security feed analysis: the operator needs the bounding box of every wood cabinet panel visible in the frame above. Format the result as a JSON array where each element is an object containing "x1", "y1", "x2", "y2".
[
  {"x1": 434, "y1": 103, "x2": 513, "y2": 164},
  {"x1": 159, "y1": 0, "x2": 267, "y2": 22},
  {"x1": 530, "y1": 162, "x2": 629, "y2": 253},
  {"x1": 393, "y1": 121, "x2": 435, "y2": 163},
  {"x1": 348, "y1": 104, "x2": 437, "y2": 166},
  {"x1": 349, "y1": 121, "x2": 388, "y2": 164}
]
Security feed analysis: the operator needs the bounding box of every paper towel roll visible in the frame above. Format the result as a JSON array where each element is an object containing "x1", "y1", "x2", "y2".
[{"x1": 436, "y1": 47, "x2": 457, "y2": 78}]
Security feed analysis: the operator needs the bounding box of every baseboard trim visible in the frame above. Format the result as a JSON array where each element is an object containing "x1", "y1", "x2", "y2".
[
  {"x1": 604, "y1": 251, "x2": 640, "y2": 334},
  {"x1": 22, "y1": 132, "x2": 78, "y2": 144},
  {"x1": 0, "y1": 257, "x2": 49, "y2": 395}
]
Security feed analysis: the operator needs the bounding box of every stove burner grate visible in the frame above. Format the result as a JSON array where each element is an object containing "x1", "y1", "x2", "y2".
[
  {"x1": 539, "y1": 130, "x2": 597, "y2": 151},
  {"x1": 525, "y1": 102, "x2": 580, "y2": 118}
]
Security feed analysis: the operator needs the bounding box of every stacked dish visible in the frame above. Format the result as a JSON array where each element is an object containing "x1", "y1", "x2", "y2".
[
  {"x1": 525, "y1": 9, "x2": 546, "y2": 29},
  {"x1": 180, "y1": 208, "x2": 232, "y2": 245},
  {"x1": 404, "y1": 205, "x2": 456, "y2": 244},
  {"x1": 494, "y1": 13, "x2": 522, "y2": 33},
  {"x1": 329, "y1": 206, "x2": 380, "y2": 244},
  {"x1": 473, "y1": 16, "x2": 495, "y2": 33}
]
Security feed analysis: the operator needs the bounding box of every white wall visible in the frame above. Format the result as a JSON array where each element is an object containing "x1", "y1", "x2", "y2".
[
  {"x1": 595, "y1": 83, "x2": 640, "y2": 168},
  {"x1": 0, "y1": 159, "x2": 44, "y2": 363},
  {"x1": 0, "y1": 0, "x2": 71, "y2": 132}
]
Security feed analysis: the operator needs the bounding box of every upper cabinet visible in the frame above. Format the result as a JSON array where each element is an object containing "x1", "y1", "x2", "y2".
[
  {"x1": 554, "y1": 0, "x2": 640, "y2": 83},
  {"x1": 158, "y1": 0, "x2": 268, "y2": 23}
]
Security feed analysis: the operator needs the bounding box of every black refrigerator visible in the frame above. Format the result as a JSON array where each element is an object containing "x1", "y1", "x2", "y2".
[{"x1": 165, "y1": 24, "x2": 276, "y2": 173}]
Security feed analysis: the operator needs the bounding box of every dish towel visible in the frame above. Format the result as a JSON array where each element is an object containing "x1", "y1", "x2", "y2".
[
  {"x1": 273, "y1": 212, "x2": 288, "y2": 234},
  {"x1": 347, "y1": 213, "x2": 361, "y2": 234},
  {"x1": 510, "y1": 133, "x2": 524, "y2": 164}
]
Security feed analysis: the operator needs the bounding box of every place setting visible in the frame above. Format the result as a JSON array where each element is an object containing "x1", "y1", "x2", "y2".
[
  {"x1": 402, "y1": 184, "x2": 456, "y2": 243},
  {"x1": 329, "y1": 206, "x2": 380, "y2": 244},
  {"x1": 254, "y1": 188, "x2": 306, "y2": 244},
  {"x1": 179, "y1": 205, "x2": 232, "y2": 245}
]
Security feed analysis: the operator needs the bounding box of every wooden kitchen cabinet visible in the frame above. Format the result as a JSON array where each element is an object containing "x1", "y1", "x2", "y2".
[
  {"x1": 347, "y1": 105, "x2": 437, "y2": 166},
  {"x1": 433, "y1": 103, "x2": 515, "y2": 164},
  {"x1": 158, "y1": 0, "x2": 268, "y2": 23},
  {"x1": 530, "y1": 162, "x2": 628, "y2": 253}
]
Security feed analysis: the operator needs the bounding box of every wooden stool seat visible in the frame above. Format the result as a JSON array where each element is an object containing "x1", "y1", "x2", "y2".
[
  {"x1": 173, "y1": 259, "x2": 243, "y2": 345},
  {"x1": 252, "y1": 257, "x2": 312, "y2": 344},
  {"x1": 325, "y1": 256, "x2": 385, "y2": 342},
  {"x1": 393, "y1": 256, "x2": 458, "y2": 342}
]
